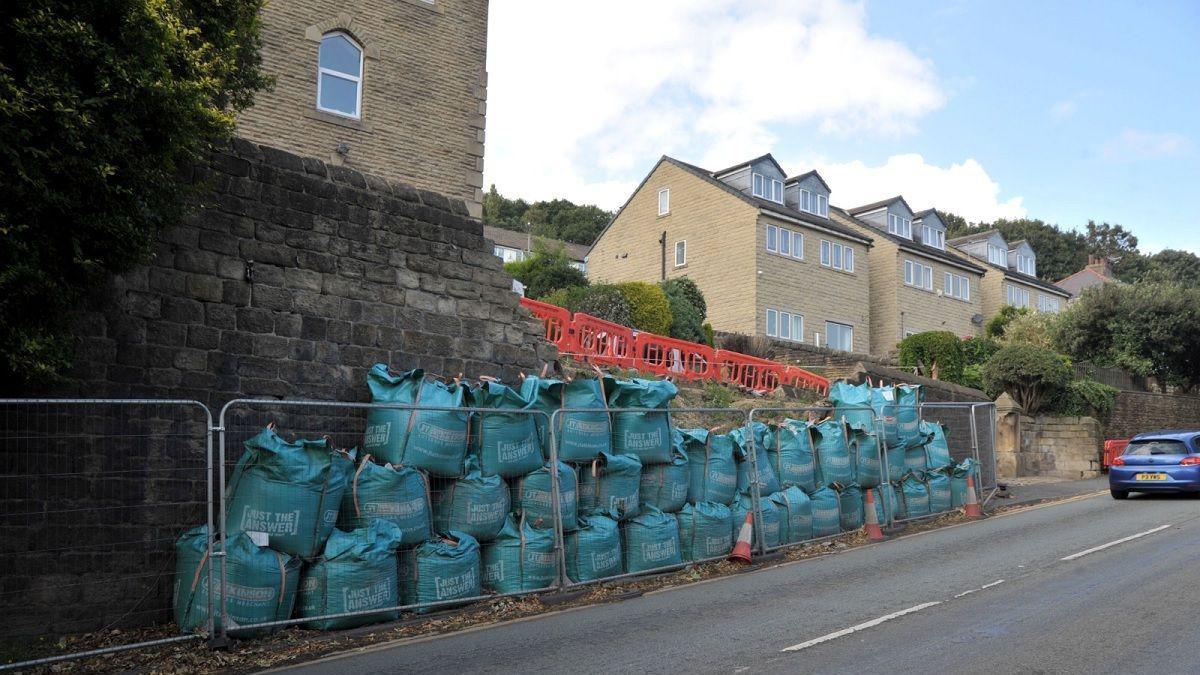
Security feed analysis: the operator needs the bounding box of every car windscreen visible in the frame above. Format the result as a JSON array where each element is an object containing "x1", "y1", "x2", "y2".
[{"x1": 1124, "y1": 440, "x2": 1187, "y2": 456}]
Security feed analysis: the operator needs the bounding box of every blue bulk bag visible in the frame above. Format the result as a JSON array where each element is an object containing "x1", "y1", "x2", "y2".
[
  {"x1": 837, "y1": 484, "x2": 864, "y2": 532},
  {"x1": 868, "y1": 484, "x2": 899, "y2": 525},
  {"x1": 895, "y1": 384, "x2": 923, "y2": 449},
  {"x1": 338, "y1": 452, "x2": 431, "y2": 546},
  {"x1": 432, "y1": 456, "x2": 509, "y2": 542},
  {"x1": 560, "y1": 375, "x2": 616, "y2": 463},
  {"x1": 400, "y1": 532, "x2": 481, "y2": 611},
  {"x1": 884, "y1": 442, "x2": 907, "y2": 484},
  {"x1": 846, "y1": 422, "x2": 882, "y2": 489},
  {"x1": 608, "y1": 378, "x2": 677, "y2": 465},
  {"x1": 471, "y1": 379, "x2": 544, "y2": 478},
  {"x1": 681, "y1": 428, "x2": 738, "y2": 506},
  {"x1": 810, "y1": 418, "x2": 854, "y2": 488},
  {"x1": 731, "y1": 423, "x2": 781, "y2": 496},
  {"x1": 640, "y1": 432, "x2": 690, "y2": 513},
  {"x1": 899, "y1": 475, "x2": 931, "y2": 518},
  {"x1": 482, "y1": 515, "x2": 557, "y2": 594},
  {"x1": 675, "y1": 502, "x2": 733, "y2": 561},
  {"x1": 225, "y1": 425, "x2": 352, "y2": 559},
  {"x1": 564, "y1": 512, "x2": 622, "y2": 583},
  {"x1": 511, "y1": 460, "x2": 578, "y2": 532},
  {"x1": 829, "y1": 380, "x2": 876, "y2": 429},
  {"x1": 517, "y1": 374, "x2": 560, "y2": 459},
  {"x1": 903, "y1": 444, "x2": 930, "y2": 474},
  {"x1": 296, "y1": 520, "x2": 403, "y2": 630},
  {"x1": 767, "y1": 420, "x2": 817, "y2": 493},
  {"x1": 363, "y1": 365, "x2": 470, "y2": 477},
  {"x1": 926, "y1": 469, "x2": 953, "y2": 513},
  {"x1": 870, "y1": 385, "x2": 900, "y2": 448},
  {"x1": 922, "y1": 421, "x2": 954, "y2": 469},
  {"x1": 809, "y1": 486, "x2": 842, "y2": 538},
  {"x1": 769, "y1": 487, "x2": 813, "y2": 545},
  {"x1": 577, "y1": 451, "x2": 642, "y2": 520},
  {"x1": 731, "y1": 493, "x2": 781, "y2": 549},
  {"x1": 173, "y1": 526, "x2": 301, "y2": 636},
  {"x1": 623, "y1": 505, "x2": 683, "y2": 573},
  {"x1": 950, "y1": 458, "x2": 981, "y2": 507}
]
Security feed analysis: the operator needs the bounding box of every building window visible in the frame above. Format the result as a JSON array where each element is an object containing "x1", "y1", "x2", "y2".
[
  {"x1": 904, "y1": 260, "x2": 933, "y2": 291},
  {"x1": 766, "y1": 224, "x2": 778, "y2": 252},
  {"x1": 943, "y1": 271, "x2": 970, "y2": 301},
  {"x1": 800, "y1": 190, "x2": 829, "y2": 217},
  {"x1": 922, "y1": 225, "x2": 945, "y2": 250},
  {"x1": 888, "y1": 213, "x2": 912, "y2": 239},
  {"x1": 1038, "y1": 295, "x2": 1061, "y2": 313},
  {"x1": 569, "y1": 261, "x2": 587, "y2": 273},
  {"x1": 826, "y1": 321, "x2": 853, "y2": 351},
  {"x1": 820, "y1": 240, "x2": 854, "y2": 272},
  {"x1": 766, "y1": 308, "x2": 804, "y2": 342},
  {"x1": 753, "y1": 173, "x2": 783, "y2": 203},
  {"x1": 674, "y1": 240, "x2": 686, "y2": 267},
  {"x1": 1016, "y1": 254, "x2": 1035, "y2": 276},
  {"x1": 1005, "y1": 284, "x2": 1031, "y2": 308},
  {"x1": 317, "y1": 32, "x2": 364, "y2": 119},
  {"x1": 765, "y1": 224, "x2": 803, "y2": 260},
  {"x1": 658, "y1": 188, "x2": 670, "y2": 216},
  {"x1": 494, "y1": 246, "x2": 525, "y2": 264},
  {"x1": 988, "y1": 244, "x2": 1007, "y2": 266}
]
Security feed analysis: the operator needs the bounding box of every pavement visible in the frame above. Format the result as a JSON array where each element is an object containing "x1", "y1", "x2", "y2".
[
  {"x1": 988, "y1": 475, "x2": 1110, "y2": 507},
  {"x1": 277, "y1": 487, "x2": 1199, "y2": 675}
]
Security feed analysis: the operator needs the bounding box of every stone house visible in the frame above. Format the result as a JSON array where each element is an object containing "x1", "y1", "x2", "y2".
[
  {"x1": 587, "y1": 154, "x2": 873, "y2": 353},
  {"x1": 948, "y1": 230, "x2": 1071, "y2": 317},
  {"x1": 832, "y1": 200, "x2": 987, "y2": 356},
  {"x1": 484, "y1": 225, "x2": 588, "y2": 273},
  {"x1": 1056, "y1": 255, "x2": 1118, "y2": 300},
  {"x1": 236, "y1": 0, "x2": 489, "y2": 216}
]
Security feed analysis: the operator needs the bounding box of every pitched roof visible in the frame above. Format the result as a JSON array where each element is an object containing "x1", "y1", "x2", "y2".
[
  {"x1": 1055, "y1": 266, "x2": 1116, "y2": 297},
  {"x1": 947, "y1": 229, "x2": 1004, "y2": 246},
  {"x1": 848, "y1": 195, "x2": 916, "y2": 217},
  {"x1": 1008, "y1": 239, "x2": 1030, "y2": 249},
  {"x1": 912, "y1": 208, "x2": 937, "y2": 220},
  {"x1": 483, "y1": 225, "x2": 589, "y2": 262},
  {"x1": 955, "y1": 250, "x2": 1071, "y2": 297},
  {"x1": 785, "y1": 169, "x2": 832, "y2": 193},
  {"x1": 711, "y1": 153, "x2": 786, "y2": 178},
  {"x1": 831, "y1": 208, "x2": 985, "y2": 274}
]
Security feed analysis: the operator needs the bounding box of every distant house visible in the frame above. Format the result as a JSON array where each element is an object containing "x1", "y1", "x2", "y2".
[
  {"x1": 1056, "y1": 255, "x2": 1118, "y2": 299},
  {"x1": 948, "y1": 230, "x2": 1070, "y2": 316},
  {"x1": 484, "y1": 225, "x2": 588, "y2": 273}
]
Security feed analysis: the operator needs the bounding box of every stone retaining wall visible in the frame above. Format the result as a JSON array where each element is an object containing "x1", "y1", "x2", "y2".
[{"x1": 1017, "y1": 415, "x2": 1103, "y2": 479}]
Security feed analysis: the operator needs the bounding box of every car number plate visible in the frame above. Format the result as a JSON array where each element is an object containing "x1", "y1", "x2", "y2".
[{"x1": 1135, "y1": 473, "x2": 1167, "y2": 481}]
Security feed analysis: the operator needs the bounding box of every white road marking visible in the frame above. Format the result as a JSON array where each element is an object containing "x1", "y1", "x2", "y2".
[
  {"x1": 780, "y1": 602, "x2": 941, "y2": 653},
  {"x1": 1060, "y1": 524, "x2": 1173, "y2": 561},
  {"x1": 954, "y1": 579, "x2": 1005, "y2": 598}
]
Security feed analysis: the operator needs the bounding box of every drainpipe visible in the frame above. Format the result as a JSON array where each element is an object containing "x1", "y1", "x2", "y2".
[{"x1": 659, "y1": 230, "x2": 667, "y2": 281}]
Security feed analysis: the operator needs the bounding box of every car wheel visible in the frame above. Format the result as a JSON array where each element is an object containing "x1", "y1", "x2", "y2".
[{"x1": 1110, "y1": 489, "x2": 1129, "y2": 500}]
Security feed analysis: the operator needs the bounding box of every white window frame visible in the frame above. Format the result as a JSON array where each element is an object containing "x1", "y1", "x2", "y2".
[
  {"x1": 820, "y1": 240, "x2": 854, "y2": 272},
  {"x1": 316, "y1": 31, "x2": 364, "y2": 119},
  {"x1": 657, "y1": 188, "x2": 670, "y2": 216},
  {"x1": 766, "y1": 224, "x2": 778, "y2": 253},
  {"x1": 1005, "y1": 284, "x2": 1031, "y2": 308},
  {"x1": 888, "y1": 213, "x2": 912, "y2": 239},
  {"x1": 922, "y1": 225, "x2": 945, "y2": 250},
  {"x1": 752, "y1": 172, "x2": 783, "y2": 203},
  {"x1": 674, "y1": 240, "x2": 686, "y2": 267},
  {"x1": 799, "y1": 190, "x2": 829, "y2": 218},
  {"x1": 904, "y1": 259, "x2": 933, "y2": 291},
  {"x1": 801, "y1": 189, "x2": 812, "y2": 213},
  {"x1": 988, "y1": 244, "x2": 1007, "y2": 266},
  {"x1": 816, "y1": 193, "x2": 828, "y2": 217},
  {"x1": 766, "y1": 224, "x2": 803, "y2": 260},
  {"x1": 943, "y1": 271, "x2": 970, "y2": 301},
  {"x1": 826, "y1": 321, "x2": 854, "y2": 352},
  {"x1": 765, "y1": 307, "x2": 804, "y2": 343},
  {"x1": 1038, "y1": 295, "x2": 1061, "y2": 313},
  {"x1": 1017, "y1": 254, "x2": 1035, "y2": 276}
]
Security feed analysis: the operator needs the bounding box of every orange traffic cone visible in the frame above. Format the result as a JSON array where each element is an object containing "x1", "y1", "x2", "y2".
[
  {"x1": 863, "y1": 489, "x2": 885, "y2": 541},
  {"x1": 729, "y1": 511, "x2": 754, "y2": 563},
  {"x1": 964, "y1": 474, "x2": 983, "y2": 518}
]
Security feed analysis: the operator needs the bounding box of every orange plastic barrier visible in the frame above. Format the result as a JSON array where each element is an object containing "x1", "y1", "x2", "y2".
[
  {"x1": 633, "y1": 332, "x2": 715, "y2": 381},
  {"x1": 782, "y1": 366, "x2": 831, "y2": 396},
  {"x1": 571, "y1": 313, "x2": 635, "y2": 368},
  {"x1": 519, "y1": 297, "x2": 573, "y2": 352},
  {"x1": 1103, "y1": 439, "x2": 1130, "y2": 470},
  {"x1": 715, "y1": 350, "x2": 786, "y2": 392}
]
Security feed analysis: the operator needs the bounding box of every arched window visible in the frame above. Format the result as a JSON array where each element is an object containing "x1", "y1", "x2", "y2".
[{"x1": 317, "y1": 32, "x2": 363, "y2": 119}]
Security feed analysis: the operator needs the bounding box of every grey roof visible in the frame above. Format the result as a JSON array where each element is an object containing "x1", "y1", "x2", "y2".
[
  {"x1": 711, "y1": 153, "x2": 786, "y2": 178},
  {"x1": 848, "y1": 195, "x2": 916, "y2": 217},
  {"x1": 483, "y1": 225, "x2": 588, "y2": 261},
  {"x1": 963, "y1": 253, "x2": 1072, "y2": 297},
  {"x1": 1007, "y1": 239, "x2": 1030, "y2": 249},
  {"x1": 831, "y1": 208, "x2": 986, "y2": 275},
  {"x1": 947, "y1": 229, "x2": 1003, "y2": 245},
  {"x1": 785, "y1": 169, "x2": 832, "y2": 193},
  {"x1": 912, "y1": 208, "x2": 937, "y2": 220}
]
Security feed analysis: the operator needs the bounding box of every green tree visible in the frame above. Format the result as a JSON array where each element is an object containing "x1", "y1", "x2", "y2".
[
  {"x1": 1085, "y1": 220, "x2": 1138, "y2": 258},
  {"x1": 614, "y1": 282, "x2": 672, "y2": 335},
  {"x1": 985, "y1": 305, "x2": 1029, "y2": 339},
  {"x1": 944, "y1": 217, "x2": 1088, "y2": 281},
  {"x1": 997, "y1": 311, "x2": 1062, "y2": 350},
  {"x1": 481, "y1": 187, "x2": 613, "y2": 246},
  {"x1": 1142, "y1": 249, "x2": 1200, "y2": 285},
  {"x1": 0, "y1": 0, "x2": 270, "y2": 386},
  {"x1": 660, "y1": 277, "x2": 707, "y2": 343},
  {"x1": 982, "y1": 345, "x2": 1073, "y2": 414},
  {"x1": 504, "y1": 244, "x2": 588, "y2": 300},
  {"x1": 482, "y1": 184, "x2": 529, "y2": 227},
  {"x1": 898, "y1": 331, "x2": 965, "y2": 382}
]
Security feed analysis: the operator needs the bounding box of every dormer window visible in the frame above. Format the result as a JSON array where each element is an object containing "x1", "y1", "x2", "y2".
[
  {"x1": 1016, "y1": 254, "x2": 1035, "y2": 276},
  {"x1": 753, "y1": 173, "x2": 783, "y2": 203},
  {"x1": 888, "y1": 214, "x2": 912, "y2": 239},
  {"x1": 921, "y1": 225, "x2": 945, "y2": 250},
  {"x1": 800, "y1": 189, "x2": 829, "y2": 217},
  {"x1": 988, "y1": 244, "x2": 1007, "y2": 266}
]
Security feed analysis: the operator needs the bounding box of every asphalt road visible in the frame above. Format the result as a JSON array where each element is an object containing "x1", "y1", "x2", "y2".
[{"x1": 282, "y1": 491, "x2": 1200, "y2": 675}]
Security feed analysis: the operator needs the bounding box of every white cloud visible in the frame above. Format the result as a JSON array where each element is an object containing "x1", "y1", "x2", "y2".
[
  {"x1": 1101, "y1": 129, "x2": 1192, "y2": 161},
  {"x1": 484, "y1": 0, "x2": 944, "y2": 208},
  {"x1": 1049, "y1": 100, "x2": 1077, "y2": 121},
  {"x1": 791, "y1": 153, "x2": 1026, "y2": 223}
]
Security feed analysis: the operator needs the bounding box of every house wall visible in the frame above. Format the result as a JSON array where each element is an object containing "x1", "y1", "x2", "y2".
[
  {"x1": 587, "y1": 162, "x2": 760, "y2": 334},
  {"x1": 236, "y1": 0, "x2": 489, "y2": 216},
  {"x1": 784, "y1": 174, "x2": 829, "y2": 211}
]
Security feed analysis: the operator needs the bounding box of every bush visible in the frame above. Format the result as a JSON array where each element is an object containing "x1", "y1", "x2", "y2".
[
  {"x1": 702, "y1": 323, "x2": 715, "y2": 348},
  {"x1": 985, "y1": 305, "x2": 1029, "y2": 339},
  {"x1": 504, "y1": 245, "x2": 589, "y2": 300},
  {"x1": 962, "y1": 336, "x2": 1000, "y2": 366},
  {"x1": 660, "y1": 277, "x2": 707, "y2": 343},
  {"x1": 982, "y1": 345, "x2": 1072, "y2": 414},
  {"x1": 660, "y1": 278, "x2": 707, "y2": 318},
  {"x1": 999, "y1": 311, "x2": 1062, "y2": 349},
  {"x1": 540, "y1": 286, "x2": 588, "y2": 311},
  {"x1": 959, "y1": 364, "x2": 985, "y2": 391},
  {"x1": 1051, "y1": 379, "x2": 1119, "y2": 421},
  {"x1": 702, "y1": 382, "x2": 734, "y2": 409},
  {"x1": 614, "y1": 282, "x2": 672, "y2": 335},
  {"x1": 898, "y1": 331, "x2": 965, "y2": 382},
  {"x1": 574, "y1": 285, "x2": 632, "y2": 327}
]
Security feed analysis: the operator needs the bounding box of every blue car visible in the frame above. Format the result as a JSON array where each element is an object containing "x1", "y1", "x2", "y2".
[{"x1": 1109, "y1": 430, "x2": 1200, "y2": 499}]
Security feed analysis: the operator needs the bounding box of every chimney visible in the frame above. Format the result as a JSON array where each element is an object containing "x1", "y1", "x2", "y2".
[{"x1": 1086, "y1": 255, "x2": 1114, "y2": 277}]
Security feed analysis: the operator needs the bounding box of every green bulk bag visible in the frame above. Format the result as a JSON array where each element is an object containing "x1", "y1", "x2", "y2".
[
  {"x1": 903, "y1": 444, "x2": 930, "y2": 474},
  {"x1": 680, "y1": 428, "x2": 738, "y2": 506},
  {"x1": 838, "y1": 484, "x2": 864, "y2": 532},
  {"x1": 400, "y1": 531, "x2": 481, "y2": 612},
  {"x1": 675, "y1": 502, "x2": 733, "y2": 561},
  {"x1": 363, "y1": 365, "x2": 470, "y2": 477},
  {"x1": 921, "y1": 421, "x2": 954, "y2": 469},
  {"x1": 511, "y1": 460, "x2": 578, "y2": 532},
  {"x1": 623, "y1": 505, "x2": 683, "y2": 573},
  {"x1": 471, "y1": 379, "x2": 544, "y2": 478},
  {"x1": 884, "y1": 442, "x2": 907, "y2": 484},
  {"x1": 639, "y1": 433, "x2": 690, "y2": 513},
  {"x1": 731, "y1": 423, "x2": 781, "y2": 496},
  {"x1": 809, "y1": 486, "x2": 842, "y2": 538},
  {"x1": 926, "y1": 469, "x2": 954, "y2": 513},
  {"x1": 769, "y1": 487, "x2": 813, "y2": 545},
  {"x1": 894, "y1": 384, "x2": 924, "y2": 449},
  {"x1": 731, "y1": 492, "x2": 782, "y2": 549},
  {"x1": 869, "y1": 484, "x2": 899, "y2": 525},
  {"x1": 869, "y1": 385, "x2": 901, "y2": 448},
  {"x1": 767, "y1": 420, "x2": 817, "y2": 493},
  {"x1": 296, "y1": 520, "x2": 403, "y2": 630},
  {"x1": 225, "y1": 425, "x2": 352, "y2": 559},
  {"x1": 846, "y1": 422, "x2": 882, "y2": 489},
  {"x1": 173, "y1": 526, "x2": 301, "y2": 636},
  {"x1": 482, "y1": 515, "x2": 557, "y2": 594},
  {"x1": 518, "y1": 374, "x2": 561, "y2": 459},
  {"x1": 608, "y1": 378, "x2": 677, "y2": 465},
  {"x1": 829, "y1": 380, "x2": 876, "y2": 429},
  {"x1": 899, "y1": 474, "x2": 931, "y2": 518},
  {"x1": 564, "y1": 511, "x2": 622, "y2": 583},
  {"x1": 337, "y1": 452, "x2": 431, "y2": 546},
  {"x1": 810, "y1": 418, "x2": 854, "y2": 488},
  {"x1": 577, "y1": 451, "x2": 642, "y2": 520},
  {"x1": 950, "y1": 458, "x2": 981, "y2": 508},
  {"x1": 560, "y1": 375, "x2": 616, "y2": 463},
  {"x1": 431, "y1": 456, "x2": 509, "y2": 542}
]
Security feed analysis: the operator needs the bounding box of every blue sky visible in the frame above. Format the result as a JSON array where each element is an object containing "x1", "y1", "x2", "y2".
[{"x1": 486, "y1": 1, "x2": 1198, "y2": 253}]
